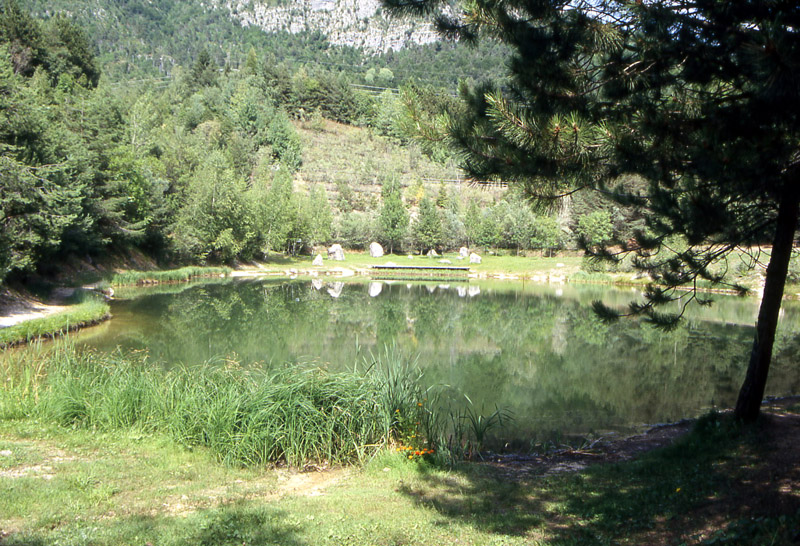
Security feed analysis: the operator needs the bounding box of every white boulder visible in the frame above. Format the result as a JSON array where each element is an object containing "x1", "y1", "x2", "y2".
[
  {"x1": 369, "y1": 242, "x2": 384, "y2": 258},
  {"x1": 328, "y1": 244, "x2": 345, "y2": 261}
]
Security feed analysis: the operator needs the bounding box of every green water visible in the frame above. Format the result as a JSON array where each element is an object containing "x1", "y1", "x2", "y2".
[{"x1": 71, "y1": 278, "x2": 800, "y2": 447}]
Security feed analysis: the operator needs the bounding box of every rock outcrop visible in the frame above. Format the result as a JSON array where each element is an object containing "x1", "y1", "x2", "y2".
[{"x1": 217, "y1": 0, "x2": 444, "y2": 53}]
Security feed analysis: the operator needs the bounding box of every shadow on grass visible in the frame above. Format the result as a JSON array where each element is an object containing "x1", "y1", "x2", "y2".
[
  {"x1": 402, "y1": 413, "x2": 800, "y2": 545},
  {"x1": 2, "y1": 504, "x2": 308, "y2": 546}
]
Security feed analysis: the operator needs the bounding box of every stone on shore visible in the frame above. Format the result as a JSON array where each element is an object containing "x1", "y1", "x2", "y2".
[
  {"x1": 369, "y1": 242, "x2": 384, "y2": 258},
  {"x1": 328, "y1": 244, "x2": 345, "y2": 261}
]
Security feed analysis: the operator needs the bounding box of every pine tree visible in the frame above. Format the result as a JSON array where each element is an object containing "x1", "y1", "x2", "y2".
[
  {"x1": 383, "y1": 0, "x2": 800, "y2": 420},
  {"x1": 412, "y1": 197, "x2": 442, "y2": 253},
  {"x1": 378, "y1": 184, "x2": 409, "y2": 254}
]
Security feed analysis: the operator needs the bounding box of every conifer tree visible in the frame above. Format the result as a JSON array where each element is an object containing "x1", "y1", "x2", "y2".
[
  {"x1": 412, "y1": 197, "x2": 443, "y2": 253},
  {"x1": 383, "y1": 0, "x2": 800, "y2": 420},
  {"x1": 378, "y1": 181, "x2": 409, "y2": 253}
]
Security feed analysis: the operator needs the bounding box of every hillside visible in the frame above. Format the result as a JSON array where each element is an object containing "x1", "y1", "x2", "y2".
[
  {"x1": 294, "y1": 117, "x2": 504, "y2": 212},
  {"x1": 20, "y1": 0, "x2": 510, "y2": 87}
]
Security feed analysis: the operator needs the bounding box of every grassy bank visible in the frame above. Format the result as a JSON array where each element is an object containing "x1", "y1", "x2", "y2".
[
  {"x1": 0, "y1": 296, "x2": 110, "y2": 349},
  {"x1": 109, "y1": 266, "x2": 232, "y2": 286},
  {"x1": 2, "y1": 408, "x2": 798, "y2": 545}
]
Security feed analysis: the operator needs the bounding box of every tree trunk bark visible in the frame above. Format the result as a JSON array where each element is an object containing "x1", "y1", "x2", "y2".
[{"x1": 734, "y1": 190, "x2": 800, "y2": 422}]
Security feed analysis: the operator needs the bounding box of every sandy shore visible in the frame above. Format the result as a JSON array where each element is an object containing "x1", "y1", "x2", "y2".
[{"x1": 0, "y1": 291, "x2": 70, "y2": 329}]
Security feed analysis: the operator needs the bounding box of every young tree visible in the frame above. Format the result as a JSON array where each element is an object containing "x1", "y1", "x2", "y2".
[
  {"x1": 412, "y1": 197, "x2": 442, "y2": 253},
  {"x1": 577, "y1": 210, "x2": 614, "y2": 248},
  {"x1": 306, "y1": 184, "x2": 333, "y2": 248},
  {"x1": 378, "y1": 184, "x2": 409, "y2": 253},
  {"x1": 383, "y1": 0, "x2": 800, "y2": 420},
  {"x1": 464, "y1": 199, "x2": 481, "y2": 248}
]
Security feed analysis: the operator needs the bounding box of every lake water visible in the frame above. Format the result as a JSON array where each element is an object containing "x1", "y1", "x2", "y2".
[{"x1": 70, "y1": 278, "x2": 800, "y2": 448}]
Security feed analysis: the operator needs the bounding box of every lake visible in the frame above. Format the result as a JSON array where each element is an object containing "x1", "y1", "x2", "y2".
[{"x1": 70, "y1": 278, "x2": 800, "y2": 448}]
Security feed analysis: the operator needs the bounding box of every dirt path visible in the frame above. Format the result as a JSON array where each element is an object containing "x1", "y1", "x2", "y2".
[{"x1": 0, "y1": 290, "x2": 70, "y2": 329}]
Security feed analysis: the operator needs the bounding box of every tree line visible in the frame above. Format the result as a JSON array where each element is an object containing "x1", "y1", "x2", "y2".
[{"x1": 2, "y1": 1, "x2": 634, "y2": 284}]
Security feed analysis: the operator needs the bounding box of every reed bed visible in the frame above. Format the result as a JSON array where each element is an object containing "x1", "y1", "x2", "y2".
[
  {"x1": 1, "y1": 345, "x2": 412, "y2": 466},
  {"x1": 0, "y1": 298, "x2": 110, "y2": 348},
  {"x1": 109, "y1": 266, "x2": 232, "y2": 286},
  {"x1": 1, "y1": 344, "x2": 508, "y2": 467}
]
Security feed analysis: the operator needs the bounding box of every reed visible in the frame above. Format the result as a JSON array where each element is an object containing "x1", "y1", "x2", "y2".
[
  {"x1": 109, "y1": 266, "x2": 232, "y2": 286},
  {"x1": 2, "y1": 343, "x2": 509, "y2": 467},
  {"x1": 0, "y1": 297, "x2": 110, "y2": 348}
]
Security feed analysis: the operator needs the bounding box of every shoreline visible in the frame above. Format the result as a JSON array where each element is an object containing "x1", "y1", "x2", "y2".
[{"x1": 2, "y1": 257, "x2": 797, "y2": 337}]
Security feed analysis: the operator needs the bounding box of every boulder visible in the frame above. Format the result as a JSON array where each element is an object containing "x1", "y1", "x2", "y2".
[
  {"x1": 459, "y1": 247, "x2": 469, "y2": 258},
  {"x1": 368, "y1": 282, "x2": 383, "y2": 297},
  {"x1": 438, "y1": 259, "x2": 452, "y2": 264},
  {"x1": 328, "y1": 244, "x2": 345, "y2": 261},
  {"x1": 369, "y1": 242, "x2": 384, "y2": 258},
  {"x1": 312, "y1": 254, "x2": 324, "y2": 266},
  {"x1": 427, "y1": 249, "x2": 439, "y2": 258},
  {"x1": 469, "y1": 252, "x2": 482, "y2": 264}
]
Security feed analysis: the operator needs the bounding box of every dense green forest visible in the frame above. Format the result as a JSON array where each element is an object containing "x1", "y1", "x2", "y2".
[{"x1": 0, "y1": 1, "x2": 635, "y2": 285}]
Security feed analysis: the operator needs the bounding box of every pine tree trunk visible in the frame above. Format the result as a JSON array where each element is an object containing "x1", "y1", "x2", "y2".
[{"x1": 734, "y1": 189, "x2": 800, "y2": 422}]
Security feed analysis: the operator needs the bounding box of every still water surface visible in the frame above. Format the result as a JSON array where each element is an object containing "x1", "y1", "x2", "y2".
[{"x1": 72, "y1": 278, "x2": 800, "y2": 447}]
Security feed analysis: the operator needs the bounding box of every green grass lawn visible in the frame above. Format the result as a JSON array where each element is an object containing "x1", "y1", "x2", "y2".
[
  {"x1": 248, "y1": 251, "x2": 584, "y2": 278},
  {"x1": 2, "y1": 410, "x2": 798, "y2": 546}
]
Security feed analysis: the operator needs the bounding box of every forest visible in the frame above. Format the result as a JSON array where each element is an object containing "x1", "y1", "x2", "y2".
[{"x1": 0, "y1": 0, "x2": 632, "y2": 285}]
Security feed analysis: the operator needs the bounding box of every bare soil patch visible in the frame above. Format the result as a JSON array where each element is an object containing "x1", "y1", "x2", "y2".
[
  {"x1": 482, "y1": 397, "x2": 800, "y2": 481},
  {"x1": 0, "y1": 289, "x2": 67, "y2": 329}
]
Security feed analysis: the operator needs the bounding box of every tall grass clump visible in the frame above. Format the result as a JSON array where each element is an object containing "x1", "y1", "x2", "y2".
[
  {"x1": 3, "y1": 345, "x2": 394, "y2": 466},
  {"x1": 2, "y1": 343, "x2": 511, "y2": 467},
  {"x1": 110, "y1": 266, "x2": 232, "y2": 286},
  {"x1": 359, "y1": 344, "x2": 511, "y2": 465},
  {"x1": 0, "y1": 294, "x2": 110, "y2": 348}
]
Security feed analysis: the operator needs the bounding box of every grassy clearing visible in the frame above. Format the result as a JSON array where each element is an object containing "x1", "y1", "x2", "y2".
[
  {"x1": 250, "y1": 252, "x2": 584, "y2": 278},
  {"x1": 0, "y1": 296, "x2": 110, "y2": 349},
  {"x1": 1, "y1": 411, "x2": 798, "y2": 545},
  {"x1": 109, "y1": 266, "x2": 232, "y2": 286}
]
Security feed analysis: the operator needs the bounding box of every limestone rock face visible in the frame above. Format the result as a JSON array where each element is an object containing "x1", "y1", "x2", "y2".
[
  {"x1": 369, "y1": 242, "x2": 384, "y2": 258},
  {"x1": 217, "y1": 0, "x2": 445, "y2": 53},
  {"x1": 328, "y1": 244, "x2": 345, "y2": 261},
  {"x1": 469, "y1": 252, "x2": 482, "y2": 264},
  {"x1": 312, "y1": 254, "x2": 324, "y2": 266}
]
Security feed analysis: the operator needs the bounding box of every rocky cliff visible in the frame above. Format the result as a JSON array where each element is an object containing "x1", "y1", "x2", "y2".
[{"x1": 216, "y1": 0, "x2": 442, "y2": 53}]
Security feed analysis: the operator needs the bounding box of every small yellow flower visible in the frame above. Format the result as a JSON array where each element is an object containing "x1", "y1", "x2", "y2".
[{"x1": 676, "y1": 487, "x2": 681, "y2": 493}]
